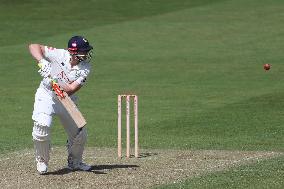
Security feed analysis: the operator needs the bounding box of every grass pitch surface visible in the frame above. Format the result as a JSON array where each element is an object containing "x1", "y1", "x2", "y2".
[{"x1": 0, "y1": 0, "x2": 283, "y2": 188}]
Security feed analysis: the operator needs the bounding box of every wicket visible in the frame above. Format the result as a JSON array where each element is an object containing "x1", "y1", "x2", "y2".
[{"x1": 117, "y1": 94, "x2": 138, "y2": 158}]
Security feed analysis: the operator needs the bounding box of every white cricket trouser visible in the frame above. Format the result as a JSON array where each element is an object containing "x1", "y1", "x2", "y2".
[{"x1": 32, "y1": 86, "x2": 87, "y2": 164}]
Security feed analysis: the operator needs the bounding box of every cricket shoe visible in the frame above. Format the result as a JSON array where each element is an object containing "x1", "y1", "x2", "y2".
[
  {"x1": 37, "y1": 159, "x2": 48, "y2": 174},
  {"x1": 67, "y1": 162, "x2": 92, "y2": 171}
]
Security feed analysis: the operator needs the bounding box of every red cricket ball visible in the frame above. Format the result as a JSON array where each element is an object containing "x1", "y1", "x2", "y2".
[{"x1": 263, "y1": 64, "x2": 271, "y2": 70}]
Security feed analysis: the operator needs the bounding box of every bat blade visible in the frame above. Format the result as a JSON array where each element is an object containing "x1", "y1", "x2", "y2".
[{"x1": 57, "y1": 91, "x2": 87, "y2": 128}]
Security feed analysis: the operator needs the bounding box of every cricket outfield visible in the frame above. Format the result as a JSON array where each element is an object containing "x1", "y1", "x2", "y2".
[{"x1": 0, "y1": 0, "x2": 284, "y2": 188}]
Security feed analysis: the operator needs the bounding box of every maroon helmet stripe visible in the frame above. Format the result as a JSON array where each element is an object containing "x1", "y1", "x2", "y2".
[{"x1": 68, "y1": 47, "x2": 77, "y2": 51}]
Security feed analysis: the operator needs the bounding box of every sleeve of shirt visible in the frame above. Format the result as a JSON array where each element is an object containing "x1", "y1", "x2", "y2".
[
  {"x1": 44, "y1": 46, "x2": 57, "y2": 60},
  {"x1": 76, "y1": 63, "x2": 91, "y2": 86}
]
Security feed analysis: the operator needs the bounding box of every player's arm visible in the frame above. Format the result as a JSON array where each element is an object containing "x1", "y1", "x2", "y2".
[
  {"x1": 63, "y1": 67, "x2": 90, "y2": 96},
  {"x1": 28, "y1": 44, "x2": 45, "y2": 62},
  {"x1": 29, "y1": 44, "x2": 52, "y2": 78},
  {"x1": 63, "y1": 81, "x2": 82, "y2": 96}
]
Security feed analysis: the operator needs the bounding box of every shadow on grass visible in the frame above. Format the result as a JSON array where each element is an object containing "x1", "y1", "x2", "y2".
[{"x1": 45, "y1": 164, "x2": 140, "y2": 175}]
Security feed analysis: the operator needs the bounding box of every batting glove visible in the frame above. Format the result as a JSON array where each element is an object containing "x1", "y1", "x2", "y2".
[
  {"x1": 38, "y1": 59, "x2": 51, "y2": 78},
  {"x1": 51, "y1": 77, "x2": 59, "y2": 86},
  {"x1": 41, "y1": 76, "x2": 56, "y2": 87}
]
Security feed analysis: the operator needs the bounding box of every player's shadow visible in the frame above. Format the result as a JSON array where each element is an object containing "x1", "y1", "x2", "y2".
[
  {"x1": 91, "y1": 164, "x2": 139, "y2": 174},
  {"x1": 45, "y1": 164, "x2": 139, "y2": 175},
  {"x1": 45, "y1": 152, "x2": 157, "y2": 175}
]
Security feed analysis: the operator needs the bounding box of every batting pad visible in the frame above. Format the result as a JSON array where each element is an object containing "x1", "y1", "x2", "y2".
[{"x1": 32, "y1": 122, "x2": 51, "y2": 163}]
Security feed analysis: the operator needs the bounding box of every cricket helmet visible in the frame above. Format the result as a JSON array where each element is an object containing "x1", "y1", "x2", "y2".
[{"x1": 68, "y1": 36, "x2": 93, "y2": 62}]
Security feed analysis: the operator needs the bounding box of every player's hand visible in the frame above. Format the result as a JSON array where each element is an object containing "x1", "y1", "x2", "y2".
[
  {"x1": 50, "y1": 77, "x2": 65, "y2": 98},
  {"x1": 42, "y1": 76, "x2": 58, "y2": 88},
  {"x1": 38, "y1": 59, "x2": 51, "y2": 78},
  {"x1": 51, "y1": 77, "x2": 59, "y2": 86}
]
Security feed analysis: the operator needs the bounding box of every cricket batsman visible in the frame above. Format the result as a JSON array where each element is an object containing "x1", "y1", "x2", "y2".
[{"x1": 28, "y1": 36, "x2": 93, "y2": 174}]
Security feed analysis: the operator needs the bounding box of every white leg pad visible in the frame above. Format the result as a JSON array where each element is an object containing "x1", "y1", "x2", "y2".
[
  {"x1": 67, "y1": 128, "x2": 87, "y2": 166},
  {"x1": 32, "y1": 122, "x2": 50, "y2": 163}
]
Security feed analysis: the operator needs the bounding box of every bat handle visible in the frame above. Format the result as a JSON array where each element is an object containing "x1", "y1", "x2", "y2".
[{"x1": 52, "y1": 83, "x2": 65, "y2": 98}]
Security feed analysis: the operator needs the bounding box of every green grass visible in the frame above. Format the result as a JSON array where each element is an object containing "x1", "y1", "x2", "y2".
[
  {"x1": 155, "y1": 156, "x2": 284, "y2": 189},
  {"x1": 156, "y1": 156, "x2": 284, "y2": 189},
  {"x1": 0, "y1": 0, "x2": 284, "y2": 188}
]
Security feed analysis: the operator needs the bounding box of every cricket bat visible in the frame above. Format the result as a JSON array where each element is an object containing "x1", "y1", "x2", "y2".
[{"x1": 49, "y1": 59, "x2": 87, "y2": 128}]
